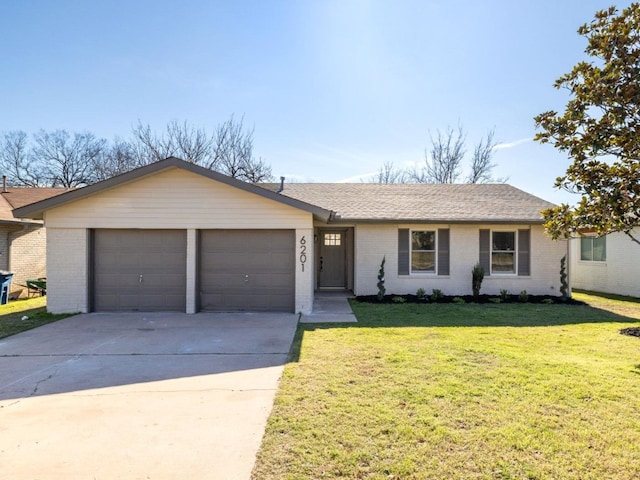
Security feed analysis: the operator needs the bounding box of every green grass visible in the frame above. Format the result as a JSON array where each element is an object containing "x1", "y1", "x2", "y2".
[
  {"x1": 0, "y1": 296, "x2": 73, "y2": 339},
  {"x1": 253, "y1": 292, "x2": 640, "y2": 480}
]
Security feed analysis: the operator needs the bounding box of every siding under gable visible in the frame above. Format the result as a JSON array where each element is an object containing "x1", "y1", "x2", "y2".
[{"x1": 44, "y1": 168, "x2": 313, "y2": 229}]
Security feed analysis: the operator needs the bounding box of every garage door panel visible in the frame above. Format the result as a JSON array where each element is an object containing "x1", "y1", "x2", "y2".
[
  {"x1": 93, "y1": 230, "x2": 186, "y2": 312},
  {"x1": 199, "y1": 230, "x2": 294, "y2": 312}
]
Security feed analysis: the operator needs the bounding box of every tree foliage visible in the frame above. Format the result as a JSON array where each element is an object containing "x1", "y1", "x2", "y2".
[
  {"x1": 534, "y1": 4, "x2": 640, "y2": 244},
  {"x1": 0, "y1": 116, "x2": 273, "y2": 187}
]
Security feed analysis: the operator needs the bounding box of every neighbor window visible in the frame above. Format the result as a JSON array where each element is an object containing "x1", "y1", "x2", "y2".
[
  {"x1": 492, "y1": 231, "x2": 516, "y2": 274},
  {"x1": 580, "y1": 236, "x2": 606, "y2": 261},
  {"x1": 411, "y1": 230, "x2": 436, "y2": 273}
]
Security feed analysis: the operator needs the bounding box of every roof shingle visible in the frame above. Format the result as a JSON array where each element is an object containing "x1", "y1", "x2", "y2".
[{"x1": 261, "y1": 183, "x2": 554, "y2": 223}]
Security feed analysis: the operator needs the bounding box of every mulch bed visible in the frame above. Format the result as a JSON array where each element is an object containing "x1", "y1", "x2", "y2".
[
  {"x1": 356, "y1": 294, "x2": 585, "y2": 305},
  {"x1": 619, "y1": 326, "x2": 640, "y2": 338}
]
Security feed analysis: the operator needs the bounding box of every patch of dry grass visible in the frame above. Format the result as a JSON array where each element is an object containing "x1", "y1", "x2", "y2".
[{"x1": 0, "y1": 296, "x2": 72, "y2": 339}]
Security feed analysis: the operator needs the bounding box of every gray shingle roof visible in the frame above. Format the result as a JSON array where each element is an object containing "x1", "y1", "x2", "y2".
[{"x1": 261, "y1": 183, "x2": 555, "y2": 223}]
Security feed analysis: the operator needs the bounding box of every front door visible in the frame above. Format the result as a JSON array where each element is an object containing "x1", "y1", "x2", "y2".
[{"x1": 318, "y1": 230, "x2": 346, "y2": 288}]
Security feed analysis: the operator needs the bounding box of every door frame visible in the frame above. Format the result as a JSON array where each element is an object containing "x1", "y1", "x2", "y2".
[{"x1": 315, "y1": 227, "x2": 354, "y2": 291}]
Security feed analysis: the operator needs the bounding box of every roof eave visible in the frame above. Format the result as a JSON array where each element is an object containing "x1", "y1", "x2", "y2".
[{"x1": 328, "y1": 217, "x2": 546, "y2": 224}]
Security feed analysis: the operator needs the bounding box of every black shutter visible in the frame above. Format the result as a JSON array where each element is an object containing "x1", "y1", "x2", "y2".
[
  {"x1": 437, "y1": 229, "x2": 450, "y2": 276},
  {"x1": 518, "y1": 229, "x2": 531, "y2": 276},
  {"x1": 479, "y1": 229, "x2": 490, "y2": 275},
  {"x1": 398, "y1": 229, "x2": 410, "y2": 275}
]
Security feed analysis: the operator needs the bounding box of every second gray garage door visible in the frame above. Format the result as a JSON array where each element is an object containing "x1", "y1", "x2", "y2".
[
  {"x1": 93, "y1": 229, "x2": 187, "y2": 311},
  {"x1": 199, "y1": 230, "x2": 295, "y2": 312}
]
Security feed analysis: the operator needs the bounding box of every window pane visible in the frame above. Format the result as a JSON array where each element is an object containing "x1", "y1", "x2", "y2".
[
  {"x1": 580, "y1": 237, "x2": 592, "y2": 261},
  {"x1": 492, "y1": 232, "x2": 515, "y2": 251},
  {"x1": 412, "y1": 231, "x2": 435, "y2": 250},
  {"x1": 593, "y1": 236, "x2": 606, "y2": 261},
  {"x1": 324, "y1": 233, "x2": 341, "y2": 246},
  {"x1": 492, "y1": 252, "x2": 514, "y2": 273},
  {"x1": 412, "y1": 252, "x2": 435, "y2": 272}
]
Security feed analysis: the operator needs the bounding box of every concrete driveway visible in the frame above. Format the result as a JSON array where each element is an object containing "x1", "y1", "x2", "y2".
[{"x1": 0, "y1": 312, "x2": 299, "y2": 480}]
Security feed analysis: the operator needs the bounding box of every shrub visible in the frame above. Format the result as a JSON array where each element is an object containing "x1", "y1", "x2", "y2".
[
  {"x1": 500, "y1": 289, "x2": 509, "y2": 301},
  {"x1": 431, "y1": 289, "x2": 444, "y2": 301},
  {"x1": 519, "y1": 290, "x2": 529, "y2": 303},
  {"x1": 452, "y1": 296, "x2": 466, "y2": 304},
  {"x1": 416, "y1": 287, "x2": 426, "y2": 299},
  {"x1": 392, "y1": 296, "x2": 406, "y2": 304},
  {"x1": 377, "y1": 256, "x2": 386, "y2": 301},
  {"x1": 560, "y1": 255, "x2": 570, "y2": 300},
  {"x1": 542, "y1": 298, "x2": 554, "y2": 304},
  {"x1": 489, "y1": 297, "x2": 502, "y2": 304},
  {"x1": 472, "y1": 263, "x2": 484, "y2": 298}
]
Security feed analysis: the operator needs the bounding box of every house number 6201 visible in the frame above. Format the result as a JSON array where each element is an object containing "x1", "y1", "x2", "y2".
[{"x1": 299, "y1": 236, "x2": 307, "y2": 271}]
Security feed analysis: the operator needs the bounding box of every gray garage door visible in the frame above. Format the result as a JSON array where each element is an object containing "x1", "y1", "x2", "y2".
[
  {"x1": 93, "y1": 229, "x2": 187, "y2": 311},
  {"x1": 199, "y1": 230, "x2": 295, "y2": 312}
]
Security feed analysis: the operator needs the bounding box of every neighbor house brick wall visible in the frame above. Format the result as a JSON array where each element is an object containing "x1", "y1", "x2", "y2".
[
  {"x1": 0, "y1": 226, "x2": 11, "y2": 272},
  {"x1": 570, "y1": 230, "x2": 639, "y2": 298},
  {"x1": 8, "y1": 224, "x2": 47, "y2": 296},
  {"x1": 353, "y1": 223, "x2": 567, "y2": 297},
  {"x1": 46, "y1": 228, "x2": 89, "y2": 314}
]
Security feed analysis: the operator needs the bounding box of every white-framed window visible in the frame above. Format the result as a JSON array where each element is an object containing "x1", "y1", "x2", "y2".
[
  {"x1": 580, "y1": 236, "x2": 606, "y2": 262},
  {"x1": 411, "y1": 230, "x2": 436, "y2": 273},
  {"x1": 491, "y1": 231, "x2": 516, "y2": 274},
  {"x1": 323, "y1": 233, "x2": 341, "y2": 246}
]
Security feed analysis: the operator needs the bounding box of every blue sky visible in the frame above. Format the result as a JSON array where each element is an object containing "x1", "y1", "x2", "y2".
[{"x1": 0, "y1": 1, "x2": 627, "y2": 204}]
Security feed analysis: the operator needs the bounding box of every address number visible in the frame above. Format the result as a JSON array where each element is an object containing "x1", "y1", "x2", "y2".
[{"x1": 299, "y1": 236, "x2": 307, "y2": 271}]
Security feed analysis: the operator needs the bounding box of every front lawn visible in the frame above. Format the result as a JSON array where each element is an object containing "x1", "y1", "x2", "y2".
[
  {"x1": 0, "y1": 296, "x2": 72, "y2": 339},
  {"x1": 253, "y1": 292, "x2": 640, "y2": 480}
]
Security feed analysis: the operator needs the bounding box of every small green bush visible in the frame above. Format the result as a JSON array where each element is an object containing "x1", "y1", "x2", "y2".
[
  {"x1": 392, "y1": 296, "x2": 407, "y2": 304},
  {"x1": 519, "y1": 290, "x2": 529, "y2": 303},
  {"x1": 452, "y1": 297, "x2": 466, "y2": 304},
  {"x1": 377, "y1": 257, "x2": 386, "y2": 301},
  {"x1": 472, "y1": 263, "x2": 484, "y2": 298},
  {"x1": 416, "y1": 287, "x2": 426, "y2": 299},
  {"x1": 500, "y1": 289, "x2": 509, "y2": 301},
  {"x1": 431, "y1": 289, "x2": 444, "y2": 301},
  {"x1": 542, "y1": 298, "x2": 554, "y2": 304},
  {"x1": 489, "y1": 297, "x2": 502, "y2": 304}
]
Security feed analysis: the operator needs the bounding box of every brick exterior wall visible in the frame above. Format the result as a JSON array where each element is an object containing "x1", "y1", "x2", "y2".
[
  {"x1": 46, "y1": 228, "x2": 89, "y2": 314},
  {"x1": 9, "y1": 224, "x2": 47, "y2": 297},
  {"x1": 353, "y1": 223, "x2": 568, "y2": 297}
]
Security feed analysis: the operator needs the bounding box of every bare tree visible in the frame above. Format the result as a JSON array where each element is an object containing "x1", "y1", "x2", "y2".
[
  {"x1": 466, "y1": 129, "x2": 505, "y2": 183},
  {"x1": 0, "y1": 131, "x2": 44, "y2": 186},
  {"x1": 94, "y1": 137, "x2": 138, "y2": 181},
  {"x1": 370, "y1": 161, "x2": 408, "y2": 184},
  {"x1": 32, "y1": 130, "x2": 106, "y2": 187},
  {"x1": 130, "y1": 116, "x2": 272, "y2": 182},
  {"x1": 409, "y1": 126, "x2": 466, "y2": 183}
]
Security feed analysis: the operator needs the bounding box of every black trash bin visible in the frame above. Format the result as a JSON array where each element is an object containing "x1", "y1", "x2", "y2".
[{"x1": 0, "y1": 272, "x2": 14, "y2": 305}]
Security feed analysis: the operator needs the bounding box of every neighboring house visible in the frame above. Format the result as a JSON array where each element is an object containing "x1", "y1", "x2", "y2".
[
  {"x1": 0, "y1": 184, "x2": 67, "y2": 297},
  {"x1": 13, "y1": 157, "x2": 568, "y2": 314},
  {"x1": 570, "y1": 231, "x2": 640, "y2": 298}
]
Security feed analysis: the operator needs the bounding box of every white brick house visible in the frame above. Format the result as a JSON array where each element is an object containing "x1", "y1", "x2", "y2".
[{"x1": 13, "y1": 157, "x2": 568, "y2": 313}]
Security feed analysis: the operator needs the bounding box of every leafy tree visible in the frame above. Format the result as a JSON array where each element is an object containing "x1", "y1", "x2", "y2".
[{"x1": 535, "y1": 4, "x2": 640, "y2": 245}]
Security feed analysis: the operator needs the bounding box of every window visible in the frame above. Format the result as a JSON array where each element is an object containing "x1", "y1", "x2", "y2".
[
  {"x1": 580, "y1": 236, "x2": 606, "y2": 261},
  {"x1": 411, "y1": 230, "x2": 436, "y2": 273},
  {"x1": 324, "y1": 233, "x2": 341, "y2": 246},
  {"x1": 492, "y1": 231, "x2": 516, "y2": 274}
]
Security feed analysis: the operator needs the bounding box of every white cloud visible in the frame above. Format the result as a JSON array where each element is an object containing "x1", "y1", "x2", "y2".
[{"x1": 493, "y1": 138, "x2": 532, "y2": 151}]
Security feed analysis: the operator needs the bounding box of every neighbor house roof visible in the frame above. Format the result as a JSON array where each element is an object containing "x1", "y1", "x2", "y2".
[
  {"x1": 261, "y1": 183, "x2": 555, "y2": 223},
  {"x1": 0, "y1": 187, "x2": 68, "y2": 225},
  {"x1": 12, "y1": 157, "x2": 333, "y2": 222}
]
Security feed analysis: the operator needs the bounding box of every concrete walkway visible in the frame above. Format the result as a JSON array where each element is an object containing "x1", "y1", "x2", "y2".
[
  {"x1": 0, "y1": 312, "x2": 299, "y2": 480},
  {"x1": 302, "y1": 291, "x2": 357, "y2": 323}
]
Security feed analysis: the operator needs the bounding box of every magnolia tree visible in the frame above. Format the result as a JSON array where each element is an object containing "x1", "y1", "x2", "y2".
[{"x1": 535, "y1": 4, "x2": 640, "y2": 245}]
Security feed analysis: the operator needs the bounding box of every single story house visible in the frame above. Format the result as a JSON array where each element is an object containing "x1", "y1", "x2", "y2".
[
  {"x1": 13, "y1": 157, "x2": 568, "y2": 314},
  {"x1": 0, "y1": 184, "x2": 67, "y2": 297},
  {"x1": 570, "y1": 230, "x2": 640, "y2": 298}
]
